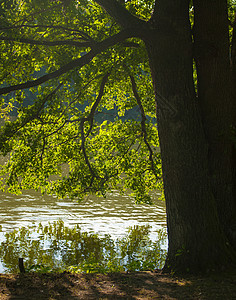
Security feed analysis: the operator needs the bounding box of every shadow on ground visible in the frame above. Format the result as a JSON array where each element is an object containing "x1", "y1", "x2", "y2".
[{"x1": 0, "y1": 270, "x2": 235, "y2": 299}]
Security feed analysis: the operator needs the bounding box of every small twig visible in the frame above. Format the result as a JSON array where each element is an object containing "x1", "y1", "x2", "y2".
[
  {"x1": 55, "y1": 77, "x2": 96, "y2": 122},
  {"x1": 0, "y1": 36, "x2": 94, "y2": 47},
  {"x1": 0, "y1": 25, "x2": 94, "y2": 41},
  {"x1": 80, "y1": 117, "x2": 96, "y2": 178},
  {"x1": 42, "y1": 120, "x2": 68, "y2": 139},
  {"x1": 0, "y1": 83, "x2": 63, "y2": 148},
  {"x1": 40, "y1": 137, "x2": 46, "y2": 167},
  {"x1": 36, "y1": 82, "x2": 64, "y2": 116},
  {"x1": 13, "y1": 4, "x2": 62, "y2": 26}
]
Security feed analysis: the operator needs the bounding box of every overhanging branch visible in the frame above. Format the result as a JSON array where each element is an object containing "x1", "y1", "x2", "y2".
[{"x1": 0, "y1": 29, "x2": 140, "y2": 96}]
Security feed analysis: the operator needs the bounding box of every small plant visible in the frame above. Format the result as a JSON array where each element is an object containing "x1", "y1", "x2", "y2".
[{"x1": 26, "y1": 264, "x2": 53, "y2": 273}]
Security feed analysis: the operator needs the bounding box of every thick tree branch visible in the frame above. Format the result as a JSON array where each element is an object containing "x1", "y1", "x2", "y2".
[
  {"x1": 0, "y1": 53, "x2": 93, "y2": 96},
  {"x1": 130, "y1": 75, "x2": 161, "y2": 181},
  {"x1": 0, "y1": 29, "x2": 140, "y2": 96},
  {"x1": 0, "y1": 36, "x2": 93, "y2": 47},
  {"x1": 94, "y1": 0, "x2": 146, "y2": 28}
]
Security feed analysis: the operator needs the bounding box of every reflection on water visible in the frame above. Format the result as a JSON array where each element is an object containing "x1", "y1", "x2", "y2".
[
  {"x1": 0, "y1": 220, "x2": 167, "y2": 273},
  {"x1": 0, "y1": 190, "x2": 167, "y2": 273}
]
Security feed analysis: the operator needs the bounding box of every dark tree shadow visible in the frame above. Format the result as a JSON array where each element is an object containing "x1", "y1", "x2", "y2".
[{"x1": 0, "y1": 270, "x2": 236, "y2": 299}]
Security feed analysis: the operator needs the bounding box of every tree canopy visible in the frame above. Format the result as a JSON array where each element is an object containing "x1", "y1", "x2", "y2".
[{"x1": 0, "y1": 0, "x2": 162, "y2": 203}]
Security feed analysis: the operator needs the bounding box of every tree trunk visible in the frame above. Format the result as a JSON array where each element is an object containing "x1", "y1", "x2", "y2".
[
  {"x1": 232, "y1": 14, "x2": 236, "y2": 241},
  {"x1": 144, "y1": 0, "x2": 235, "y2": 273},
  {"x1": 193, "y1": 0, "x2": 236, "y2": 249}
]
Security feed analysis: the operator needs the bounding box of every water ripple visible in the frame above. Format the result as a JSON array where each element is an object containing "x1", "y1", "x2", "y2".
[{"x1": 0, "y1": 190, "x2": 166, "y2": 239}]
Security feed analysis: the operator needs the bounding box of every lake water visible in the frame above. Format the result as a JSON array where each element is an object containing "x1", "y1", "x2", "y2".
[
  {"x1": 0, "y1": 190, "x2": 167, "y2": 273},
  {"x1": 0, "y1": 190, "x2": 166, "y2": 237}
]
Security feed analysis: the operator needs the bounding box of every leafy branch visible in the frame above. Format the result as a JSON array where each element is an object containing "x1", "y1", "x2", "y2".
[
  {"x1": 0, "y1": 29, "x2": 142, "y2": 96},
  {"x1": 129, "y1": 75, "x2": 161, "y2": 181},
  {"x1": 0, "y1": 25, "x2": 94, "y2": 41},
  {"x1": 0, "y1": 83, "x2": 63, "y2": 153},
  {"x1": 79, "y1": 72, "x2": 109, "y2": 187},
  {"x1": 12, "y1": 3, "x2": 64, "y2": 26},
  {"x1": 0, "y1": 36, "x2": 94, "y2": 47}
]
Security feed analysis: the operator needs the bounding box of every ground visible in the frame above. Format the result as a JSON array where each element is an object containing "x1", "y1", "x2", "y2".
[{"x1": 0, "y1": 270, "x2": 235, "y2": 299}]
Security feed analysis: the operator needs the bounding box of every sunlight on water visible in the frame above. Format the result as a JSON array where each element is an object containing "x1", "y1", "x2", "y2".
[
  {"x1": 0, "y1": 190, "x2": 166, "y2": 239},
  {"x1": 0, "y1": 190, "x2": 167, "y2": 273}
]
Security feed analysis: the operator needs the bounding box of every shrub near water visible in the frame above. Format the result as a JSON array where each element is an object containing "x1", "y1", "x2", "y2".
[{"x1": 0, "y1": 220, "x2": 167, "y2": 273}]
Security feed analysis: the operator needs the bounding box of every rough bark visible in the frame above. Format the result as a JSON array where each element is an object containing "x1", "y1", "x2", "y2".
[
  {"x1": 145, "y1": 0, "x2": 235, "y2": 273},
  {"x1": 193, "y1": 0, "x2": 236, "y2": 248},
  {"x1": 231, "y1": 10, "x2": 236, "y2": 233}
]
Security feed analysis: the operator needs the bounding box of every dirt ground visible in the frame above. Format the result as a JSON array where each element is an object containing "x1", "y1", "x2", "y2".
[{"x1": 0, "y1": 270, "x2": 235, "y2": 300}]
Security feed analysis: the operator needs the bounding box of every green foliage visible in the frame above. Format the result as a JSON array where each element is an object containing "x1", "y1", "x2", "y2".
[
  {"x1": 0, "y1": 220, "x2": 167, "y2": 273},
  {"x1": 0, "y1": 0, "x2": 162, "y2": 203},
  {"x1": 0, "y1": 1, "x2": 235, "y2": 204},
  {"x1": 121, "y1": 0, "x2": 154, "y2": 21}
]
